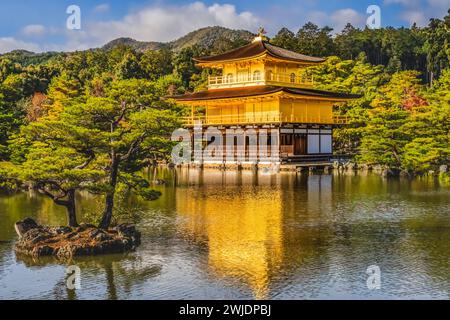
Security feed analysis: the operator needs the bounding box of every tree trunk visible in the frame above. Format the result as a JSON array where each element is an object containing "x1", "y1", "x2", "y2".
[
  {"x1": 66, "y1": 189, "x2": 78, "y2": 227},
  {"x1": 42, "y1": 186, "x2": 78, "y2": 228},
  {"x1": 99, "y1": 156, "x2": 120, "y2": 230},
  {"x1": 99, "y1": 193, "x2": 115, "y2": 230}
]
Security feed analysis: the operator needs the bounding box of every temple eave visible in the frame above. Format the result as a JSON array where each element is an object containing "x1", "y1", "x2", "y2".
[{"x1": 166, "y1": 87, "x2": 361, "y2": 104}]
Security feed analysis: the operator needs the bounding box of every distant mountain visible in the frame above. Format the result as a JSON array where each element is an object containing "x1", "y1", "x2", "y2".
[
  {"x1": 102, "y1": 26, "x2": 255, "y2": 52},
  {"x1": 0, "y1": 26, "x2": 255, "y2": 65},
  {"x1": 102, "y1": 37, "x2": 167, "y2": 52},
  {"x1": 0, "y1": 50, "x2": 60, "y2": 66},
  {"x1": 168, "y1": 26, "x2": 254, "y2": 51}
]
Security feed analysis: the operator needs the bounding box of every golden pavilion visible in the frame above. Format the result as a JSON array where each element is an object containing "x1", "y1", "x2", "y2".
[{"x1": 169, "y1": 30, "x2": 359, "y2": 165}]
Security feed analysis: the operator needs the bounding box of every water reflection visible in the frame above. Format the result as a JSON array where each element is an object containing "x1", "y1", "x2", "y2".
[
  {"x1": 0, "y1": 169, "x2": 449, "y2": 299},
  {"x1": 14, "y1": 253, "x2": 162, "y2": 300},
  {"x1": 177, "y1": 171, "x2": 282, "y2": 299},
  {"x1": 175, "y1": 170, "x2": 337, "y2": 299}
]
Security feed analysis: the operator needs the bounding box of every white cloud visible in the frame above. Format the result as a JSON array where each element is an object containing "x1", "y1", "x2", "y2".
[
  {"x1": 330, "y1": 9, "x2": 365, "y2": 31},
  {"x1": 86, "y1": 1, "x2": 259, "y2": 44},
  {"x1": 94, "y1": 4, "x2": 110, "y2": 13},
  {"x1": 384, "y1": 0, "x2": 420, "y2": 6},
  {"x1": 401, "y1": 10, "x2": 428, "y2": 25},
  {"x1": 0, "y1": 1, "x2": 260, "y2": 53},
  {"x1": 0, "y1": 37, "x2": 40, "y2": 53},
  {"x1": 22, "y1": 24, "x2": 47, "y2": 37},
  {"x1": 427, "y1": 0, "x2": 450, "y2": 8},
  {"x1": 30, "y1": 1, "x2": 260, "y2": 52},
  {"x1": 308, "y1": 11, "x2": 329, "y2": 25},
  {"x1": 385, "y1": 0, "x2": 449, "y2": 26},
  {"x1": 307, "y1": 8, "x2": 365, "y2": 32},
  {"x1": 2, "y1": 0, "x2": 446, "y2": 53}
]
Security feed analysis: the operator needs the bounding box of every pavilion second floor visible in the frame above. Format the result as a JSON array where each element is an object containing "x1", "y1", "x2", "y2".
[
  {"x1": 182, "y1": 99, "x2": 347, "y2": 126},
  {"x1": 167, "y1": 85, "x2": 361, "y2": 127}
]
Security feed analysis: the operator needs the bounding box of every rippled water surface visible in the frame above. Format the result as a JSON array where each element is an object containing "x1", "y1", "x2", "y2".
[{"x1": 0, "y1": 169, "x2": 449, "y2": 300}]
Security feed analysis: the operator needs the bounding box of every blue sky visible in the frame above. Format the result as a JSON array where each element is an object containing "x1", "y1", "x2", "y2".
[{"x1": 0, "y1": 0, "x2": 448, "y2": 53}]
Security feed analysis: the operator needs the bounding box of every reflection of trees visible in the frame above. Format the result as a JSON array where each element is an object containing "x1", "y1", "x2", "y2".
[
  {"x1": 174, "y1": 170, "x2": 450, "y2": 298},
  {"x1": 410, "y1": 227, "x2": 450, "y2": 297},
  {"x1": 324, "y1": 174, "x2": 450, "y2": 298},
  {"x1": 0, "y1": 242, "x2": 13, "y2": 279},
  {"x1": 15, "y1": 253, "x2": 162, "y2": 300},
  {"x1": 0, "y1": 192, "x2": 67, "y2": 241},
  {"x1": 4, "y1": 167, "x2": 450, "y2": 299},
  {"x1": 400, "y1": 181, "x2": 450, "y2": 297}
]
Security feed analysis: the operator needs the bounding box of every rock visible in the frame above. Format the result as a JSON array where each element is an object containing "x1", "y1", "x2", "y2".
[
  {"x1": 88, "y1": 229, "x2": 102, "y2": 239},
  {"x1": 345, "y1": 162, "x2": 357, "y2": 171},
  {"x1": 88, "y1": 228, "x2": 112, "y2": 242},
  {"x1": 31, "y1": 234, "x2": 51, "y2": 244},
  {"x1": 55, "y1": 226, "x2": 72, "y2": 235},
  {"x1": 22, "y1": 228, "x2": 43, "y2": 241},
  {"x1": 154, "y1": 179, "x2": 166, "y2": 185},
  {"x1": 373, "y1": 165, "x2": 384, "y2": 172},
  {"x1": 114, "y1": 224, "x2": 136, "y2": 237},
  {"x1": 439, "y1": 165, "x2": 448, "y2": 174},
  {"x1": 15, "y1": 218, "x2": 38, "y2": 238},
  {"x1": 400, "y1": 170, "x2": 411, "y2": 178},
  {"x1": 65, "y1": 232, "x2": 80, "y2": 240},
  {"x1": 34, "y1": 246, "x2": 54, "y2": 257},
  {"x1": 95, "y1": 233, "x2": 110, "y2": 242},
  {"x1": 15, "y1": 220, "x2": 141, "y2": 258},
  {"x1": 114, "y1": 224, "x2": 141, "y2": 246},
  {"x1": 381, "y1": 168, "x2": 393, "y2": 177},
  {"x1": 76, "y1": 223, "x2": 96, "y2": 233},
  {"x1": 332, "y1": 161, "x2": 340, "y2": 170}
]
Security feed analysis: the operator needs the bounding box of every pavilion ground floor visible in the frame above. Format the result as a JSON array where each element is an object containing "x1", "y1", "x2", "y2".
[{"x1": 186, "y1": 123, "x2": 334, "y2": 166}]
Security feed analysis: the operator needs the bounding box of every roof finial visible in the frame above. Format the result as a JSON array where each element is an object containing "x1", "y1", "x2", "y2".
[{"x1": 253, "y1": 27, "x2": 268, "y2": 42}]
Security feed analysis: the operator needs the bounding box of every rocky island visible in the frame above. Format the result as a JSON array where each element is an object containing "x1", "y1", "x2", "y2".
[{"x1": 14, "y1": 218, "x2": 141, "y2": 258}]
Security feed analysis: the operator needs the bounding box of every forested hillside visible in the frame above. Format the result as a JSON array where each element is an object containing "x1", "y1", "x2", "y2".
[{"x1": 0, "y1": 10, "x2": 449, "y2": 176}]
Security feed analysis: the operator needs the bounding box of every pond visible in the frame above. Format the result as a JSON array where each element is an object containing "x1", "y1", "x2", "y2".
[{"x1": 0, "y1": 168, "x2": 449, "y2": 300}]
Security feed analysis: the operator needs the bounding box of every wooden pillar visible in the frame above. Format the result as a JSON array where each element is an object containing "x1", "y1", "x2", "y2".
[{"x1": 305, "y1": 100, "x2": 308, "y2": 123}]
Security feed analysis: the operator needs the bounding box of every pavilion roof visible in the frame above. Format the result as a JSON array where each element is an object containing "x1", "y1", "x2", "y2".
[
  {"x1": 194, "y1": 40, "x2": 326, "y2": 64},
  {"x1": 166, "y1": 86, "x2": 361, "y2": 102}
]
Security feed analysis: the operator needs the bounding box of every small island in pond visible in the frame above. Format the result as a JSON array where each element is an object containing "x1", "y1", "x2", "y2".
[{"x1": 14, "y1": 218, "x2": 141, "y2": 258}]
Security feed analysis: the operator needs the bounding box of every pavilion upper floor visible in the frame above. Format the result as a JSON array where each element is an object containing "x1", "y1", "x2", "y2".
[
  {"x1": 194, "y1": 39, "x2": 326, "y2": 90},
  {"x1": 206, "y1": 60, "x2": 316, "y2": 90}
]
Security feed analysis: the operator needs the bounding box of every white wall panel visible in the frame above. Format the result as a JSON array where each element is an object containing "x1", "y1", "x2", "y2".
[
  {"x1": 308, "y1": 135, "x2": 320, "y2": 154},
  {"x1": 320, "y1": 135, "x2": 332, "y2": 154}
]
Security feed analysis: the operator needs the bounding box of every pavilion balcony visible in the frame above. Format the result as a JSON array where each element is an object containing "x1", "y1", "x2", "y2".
[
  {"x1": 208, "y1": 72, "x2": 314, "y2": 89},
  {"x1": 182, "y1": 114, "x2": 348, "y2": 126}
]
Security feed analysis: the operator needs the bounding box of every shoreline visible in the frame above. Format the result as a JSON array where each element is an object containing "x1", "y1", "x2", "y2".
[
  {"x1": 1, "y1": 162, "x2": 449, "y2": 197},
  {"x1": 173, "y1": 162, "x2": 449, "y2": 178}
]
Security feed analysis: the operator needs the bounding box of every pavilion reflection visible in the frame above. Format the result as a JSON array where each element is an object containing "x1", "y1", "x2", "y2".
[{"x1": 175, "y1": 169, "x2": 333, "y2": 299}]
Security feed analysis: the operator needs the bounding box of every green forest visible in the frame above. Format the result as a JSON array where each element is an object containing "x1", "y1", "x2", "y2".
[{"x1": 0, "y1": 10, "x2": 449, "y2": 225}]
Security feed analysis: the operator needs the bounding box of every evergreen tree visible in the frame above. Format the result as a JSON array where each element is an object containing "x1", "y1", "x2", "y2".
[
  {"x1": 271, "y1": 28, "x2": 297, "y2": 51},
  {"x1": 359, "y1": 71, "x2": 425, "y2": 168},
  {"x1": 296, "y1": 22, "x2": 335, "y2": 57},
  {"x1": 402, "y1": 69, "x2": 450, "y2": 172},
  {"x1": 423, "y1": 9, "x2": 450, "y2": 83}
]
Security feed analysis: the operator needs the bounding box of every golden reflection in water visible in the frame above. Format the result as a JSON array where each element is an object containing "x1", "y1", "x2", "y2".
[{"x1": 176, "y1": 169, "x2": 295, "y2": 299}]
